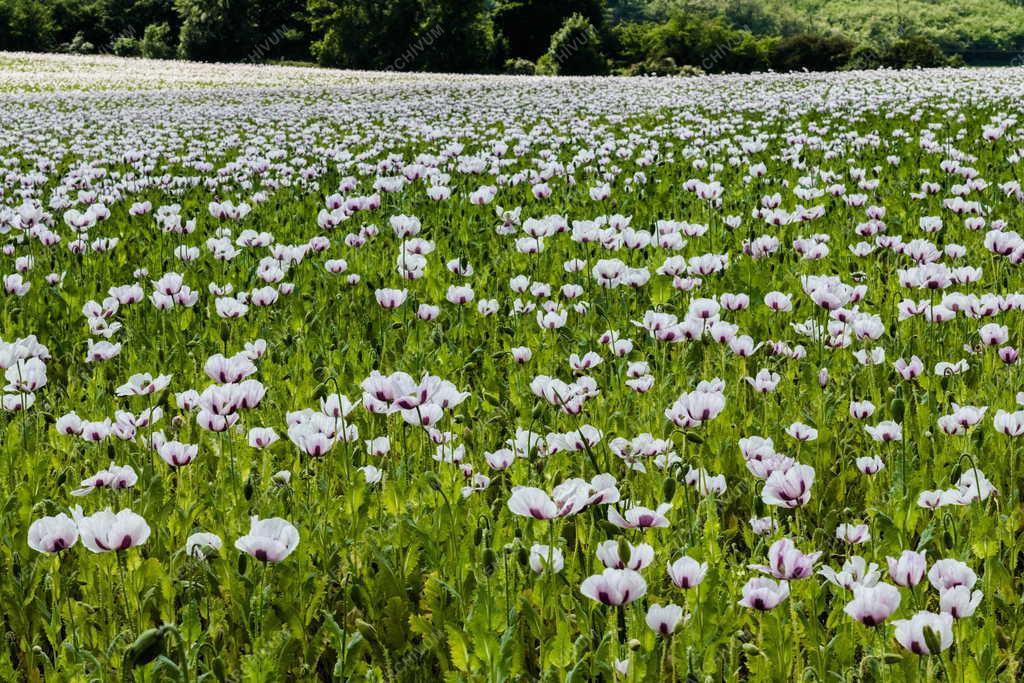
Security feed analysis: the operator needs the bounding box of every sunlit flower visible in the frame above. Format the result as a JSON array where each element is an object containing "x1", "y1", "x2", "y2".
[
  {"x1": 28, "y1": 513, "x2": 79, "y2": 553},
  {"x1": 738, "y1": 577, "x2": 789, "y2": 611},
  {"x1": 73, "y1": 506, "x2": 150, "y2": 552},
  {"x1": 234, "y1": 516, "x2": 300, "y2": 563},
  {"x1": 580, "y1": 568, "x2": 647, "y2": 606}
]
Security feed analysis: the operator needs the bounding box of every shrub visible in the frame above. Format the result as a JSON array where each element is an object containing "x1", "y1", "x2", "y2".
[
  {"x1": 64, "y1": 32, "x2": 95, "y2": 54},
  {"x1": 846, "y1": 43, "x2": 885, "y2": 70},
  {"x1": 770, "y1": 33, "x2": 855, "y2": 72},
  {"x1": 140, "y1": 23, "x2": 175, "y2": 60},
  {"x1": 645, "y1": 15, "x2": 770, "y2": 74},
  {"x1": 621, "y1": 57, "x2": 706, "y2": 77},
  {"x1": 622, "y1": 56, "x2": 677, "y2": 76},
  {"x1": 111, "y1": 36, "x2": 140, "y2": 57},
  {"x1": 0, "y1": 0, "x2": 56, "y2": 51},
  {"x1": 504, "y1": 58, "x2": 536, "y2": 75},
  {"x1": 542, "y1": 13, "x2": 608, "y2": 76},
  {"x1": 883, "y1": 35, "x2": 948, "y2": 68},
  {"x1": 535, "y1": 53, "x2": 558, "y2": 75}
]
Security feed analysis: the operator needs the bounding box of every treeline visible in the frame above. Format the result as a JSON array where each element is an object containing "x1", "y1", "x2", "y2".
[{"x1": 2, "y1": 0, "x2": 1019, "y2": 74}]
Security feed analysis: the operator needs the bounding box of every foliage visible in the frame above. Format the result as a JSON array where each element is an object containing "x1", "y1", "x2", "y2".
[
  {"x1": 542, "y1": 13, "x2": 608, "y2": 76},
  {"x1": 0, "y1": 0, "x2": 57, "y2": 52},
  {"x1": 848, "y1": 35, "x2": 951, "y2": 71},
  {"x1": 112, "y1": 36, "x2": 141, "y2": 57},
  {"x1": 175, "y1": 0, "x2": 258, "y2": 62},
  {"x1": 643, "y1": 14, "x2": 771, "y2": 74},
  {"x1": 504, "y1": 58, "x2": 537, "y2": 75},
  {"x1": 881, "y1": 36, "x2": 950, "y2": 69},
  {"x1": 493, "y1": 0, "x2": 606, "y2": 62},
  {"x1": 63, "y1": 32, "x2": 96, "y2": 55},
  {"x1": 309, "y1": 0, "x2": 423, "y2": 70},
  {"x1": 9, "y1": 0, "x2": 1024, "y2": 73},
  {"x1": 413, "y1": 0, "x2": 495, "y2": 73},
  {"x1": 770, "y1": 33, "x2": 856, "y2": 72},
  {"x1": 783, "y1": 0, "x2": 1024, "y2": 55},
  {"x1": 140, "y1": 22, "x2": 175, "y2": 60}
]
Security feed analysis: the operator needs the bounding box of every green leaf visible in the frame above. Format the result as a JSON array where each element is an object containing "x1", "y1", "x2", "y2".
[{"x1": 446, "y1": 625, "x2": 471, "y2": 672}]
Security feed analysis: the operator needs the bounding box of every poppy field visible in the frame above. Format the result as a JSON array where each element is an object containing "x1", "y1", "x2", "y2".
[{"x1": 4, "y1": 53, "x2": 1024, "y2": 681}]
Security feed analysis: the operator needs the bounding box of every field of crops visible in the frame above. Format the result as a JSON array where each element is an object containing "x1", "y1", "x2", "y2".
[{"x1": 4, "y1": 53, "x2": 1024, "y2": 681}]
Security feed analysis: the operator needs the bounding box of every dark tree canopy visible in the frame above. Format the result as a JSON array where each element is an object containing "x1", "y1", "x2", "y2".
[
  {"x1": 0, "y1": 0, "x2": 1011, "y2": 72},
  {"x1": 493, "y1": 0, "x2": 606, "y2": 61}
]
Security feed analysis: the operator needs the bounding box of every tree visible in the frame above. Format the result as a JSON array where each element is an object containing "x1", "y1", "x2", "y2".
[
  {"x1": 0, "y1": 0, "x2": 57, "y2": 51},
  {"x1": 112, "y1": 35, "x2": 141, "y2": 56},
  {"x1": 175, "y1": 0, "x2": 257, "y2": 61},
  {"x1": 141, "y1": 22, "x2": 175, "y2": 58},
  {"x1": 542, "y1": 13, "x2": 608, "y2": 75},
  {"x1": 176, "y1": 0, "x2": 308, "y2": 63},
  {"x1": 504, "y1": 57, "x2": 536, "y2": 74},
  {"x1": 309, "y1": 0, "x2": 422, "y2": 69},
  {"x1": 493, "y1": 0, "x2": 605, "y2": 61},
  {"x1": 644, "y1": 13, "x2": 770, "y2": 74},
  {"x1": 64, "y1": 32, "x2": 96, "y2": 54},
  {"x1": 712, "y1": 0, "x2": 813, "y2": 37},
  {"x1": 606, "y1": 0, "x2": 649, "y2": 22},
  {"x1": 417, "y1": 0, "x2": 495, "y2": 72},
  {"x1": 87, "y1": 0, "x2": 180, "y2": 48},
  {"x1": 882, "y1": 35, "x2": 948, "y2": 68},
  {"x1": 770, "y1": 33, "x2": 854, "y2": 72}
]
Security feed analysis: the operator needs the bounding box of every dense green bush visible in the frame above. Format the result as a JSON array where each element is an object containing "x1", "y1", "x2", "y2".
[
  {"x1": 493, "y1": 0, "x2": 605, "y2": 61},
  {"x1": 609, "y1": 21, "x2": 657, "y2": 67},
  {"x1": 141, "y1": 23, "x2": 175, "y2": 61},
  {"x1": 504, "y1": 57, "x2": 537, "y2": 75},
  {"x1": 882, "y1": 35, "x2": 949, "y2": 68},
  {"x1": 645, "y1": 15, "x2": 771, "y2": 74},
  {"x1": 111, "y1": 36, "x2": 141, "y2": 57},
  {"x1": 770, "y1": 33, "x2": 855, "y2": 72},
  {"x1": 847, "y1": 35, "x2": 949, "y2": 70},
  {"x1": 63, "y1": 32, "x2": 95, "y2": 55},
  {"x1": 0, "y1": 0, "x2": 56, "y2": 51},
  {"x1": 542, "y1": 13, "x2": 608, "y2": 76}
]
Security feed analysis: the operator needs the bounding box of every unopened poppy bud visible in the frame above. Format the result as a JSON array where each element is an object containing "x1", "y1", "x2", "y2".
[
  {"x1": 662, "y1": 478, "x2": 677, "y2": 501},
  {"x1": 212, "y1": 657, "x2": 227, "y2": 680},
  {"x1": 355, "y1": 619, "x2": 378, "y2": 644},
  {"x1": 890, "y1": 398, "x2": 905, "y2": 422},
  {"x1": 126, "y1": 626, "x2": 167, "y2": 667}
]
